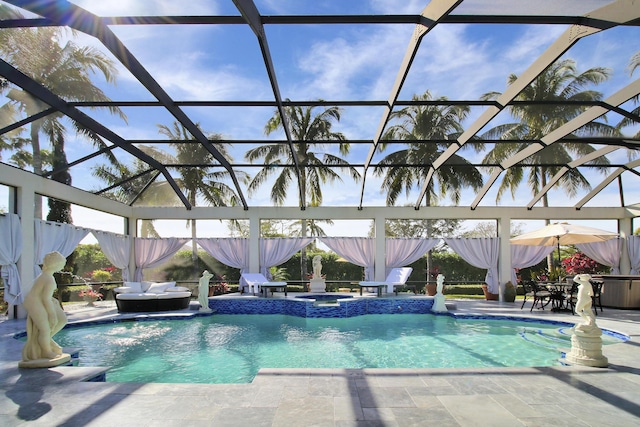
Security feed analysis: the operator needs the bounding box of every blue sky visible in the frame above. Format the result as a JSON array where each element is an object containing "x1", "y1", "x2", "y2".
[{"x1": 2, "y1": 0, "x2": 638, "y2": 238}]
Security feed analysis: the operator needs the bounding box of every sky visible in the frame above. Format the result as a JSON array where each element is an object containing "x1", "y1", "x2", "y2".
[{"x1": 1, "y1": 0, "x2": 638, "y2": 241}]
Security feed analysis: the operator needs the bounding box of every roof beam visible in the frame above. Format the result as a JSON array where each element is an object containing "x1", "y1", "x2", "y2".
[
  {"x1": 470, "y1": 77, "x2": 640, "y2": 209},
  {"x1": 0, "y1": 58, "x2": 192, "y2": 209},
  {"x1": 576, "y1": 158, "x2": 640, "y2": 209},
  {"x1": 232, "y1": 0, "x2": 305, "y2": 210},
  {"x1": 359, "y1": 0, "x2": 463, "y2": 209},
  {"x1": 3, "y1": 14, "x2": 636, "y2": 28},
  {"x1": 415, "y1": 0, "x2": 640, "y2": 210},
  {"x1": 4, "y1": 0, "x2": 249, "y2": 210}
]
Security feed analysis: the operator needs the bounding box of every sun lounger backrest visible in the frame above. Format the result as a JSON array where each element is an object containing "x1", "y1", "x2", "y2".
[{"x1": 386, "y1": 267, "x2": 412, "y2": 284}]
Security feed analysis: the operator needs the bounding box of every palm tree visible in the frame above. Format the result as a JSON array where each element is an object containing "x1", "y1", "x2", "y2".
[
  {"x1": 375, "y1": 90, "x2": 483, "y2": 206},
  {"x1": 617, "y1": 51, "x2": 640, "y2": 142},
  {"x1": 157, "y1": 121, "x2": 248, "y2": 270},
  {"x1": 480, "y1": 59, "x2": 619, "y2": 270},
  {"x1": 245, "y1": 101, "x2": 360, "y2": 278},
  {"x1": 1, "y1": 7, "x2": 125, "y2": 220},
  {"x1": 375, "y1": 90, "x2": 483, "y2": 282},
  {"x1": 480, "y1": 59, "x2": 617, "y2": 206}
]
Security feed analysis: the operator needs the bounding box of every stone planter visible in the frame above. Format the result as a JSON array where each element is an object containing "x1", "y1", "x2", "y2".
[{"x1": 482, "y1": 284, "x2": 499, "y2": 301}]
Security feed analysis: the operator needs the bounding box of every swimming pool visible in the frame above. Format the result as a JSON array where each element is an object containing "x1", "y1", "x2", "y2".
[{"x1": 50, "y1": 313, "x2": 626, "y2": 384}]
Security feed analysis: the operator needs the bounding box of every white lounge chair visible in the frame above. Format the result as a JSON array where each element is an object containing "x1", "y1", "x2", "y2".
[
  {"x1": 240, "y1": 273, "x2": 287, "y2": 297},
  {"x1": 358, "y1": 267, "x2": 413, "y2": 296}
]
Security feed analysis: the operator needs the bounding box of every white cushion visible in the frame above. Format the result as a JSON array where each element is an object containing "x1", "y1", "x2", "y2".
[
  {"x1": 141, "y1": 281, "x2": 153, "y2": 292},
  {"x1": 156, "y1": 291, "x2": 191, "y2": 299},
  {"x1": 146, "y1": 282, "x2": 173, "y2": 294},
  {"x1": 116, "y1": 292, "x2": 156, "y2": 300},
  {"x1": 123, "y1": 282, "x2": 143, "y2": 293},
  {"x1": 166, "y1": 286, "x2": 190, "y2": 292}
]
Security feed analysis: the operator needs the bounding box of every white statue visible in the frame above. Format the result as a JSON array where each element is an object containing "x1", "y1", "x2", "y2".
[
  {"x1": 436, "y1": 274, "x2": 445, "y2": 294},
  {"x1": 20, "y1": 251, "x2": 70, "y2": 367},
  {"x1": 312, "y1": 255, "x2": 323, "y2": 278},
  {"x1": 573, "y1": 273, "x2": 596, "y2": 331},
  {"x1": 198, "y1": 270, "x2": 213, "y2": 310},
  {"x1": 432, "y1": 273, "x2": 447, "y2": 313},
  {"x1": 565, "y1": 273, "x2": 608, "y2": 367}
]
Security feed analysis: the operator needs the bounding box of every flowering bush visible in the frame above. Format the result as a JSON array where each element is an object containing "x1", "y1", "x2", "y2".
[
  {"x1": 561, "y1": 252, "x2": 601, "y2": 275},
  {"x1": 210, "y1": 275, "x2": 229, "y2": 295},
  {"x1": 78, "y1": 289, "x2": 103, "y2": 300}
]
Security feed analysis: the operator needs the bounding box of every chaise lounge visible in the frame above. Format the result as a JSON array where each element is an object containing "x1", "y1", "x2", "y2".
[{"x1": 114, "y1": 281, "x2": 192, "y2": 312}]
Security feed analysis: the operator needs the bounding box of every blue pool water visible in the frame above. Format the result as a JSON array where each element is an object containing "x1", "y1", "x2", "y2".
[{"x1": 51, "y1": 314, "x2": 625, "y2": 384}]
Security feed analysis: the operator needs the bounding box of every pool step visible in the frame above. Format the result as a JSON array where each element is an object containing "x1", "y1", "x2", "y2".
[{"x1": 520, "y1": 327, "x2": 572, "y2": 350}]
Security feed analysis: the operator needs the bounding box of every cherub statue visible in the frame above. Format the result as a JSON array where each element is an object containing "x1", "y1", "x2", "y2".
[
  {"x1": 21, "y1": 251, "x2": 68, "y2": 362},
  {"x1": 573, "y1": 273, "x2": 596, "y2": 331},
  {"x1": 312, "y1": 255, "x2": 323, "y2": 279},
  {"x1": 198, "y1": 270, "x2": 214, "y2": 310}
]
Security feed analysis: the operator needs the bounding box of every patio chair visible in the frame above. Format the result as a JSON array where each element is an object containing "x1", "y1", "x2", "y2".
[
  {"x1": 590, "y1": 279, "x2": 604, "y2": 315},
  {"x1": 240, "y1": 273, "x2": 287, "y2": 297},
  {"x1": 359, "y1": 267, "x2": 413, "y2": 296},
  {"x1": 520, "y1": 280, "x2": 551, "y2": 311}
]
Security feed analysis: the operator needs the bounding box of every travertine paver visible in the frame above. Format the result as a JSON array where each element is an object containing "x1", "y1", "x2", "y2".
[{"x1": 1, "y1": 299, "x2": 639, "y2": 426}]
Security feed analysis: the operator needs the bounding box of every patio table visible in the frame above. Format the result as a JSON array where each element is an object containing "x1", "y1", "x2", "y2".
[{"x1": 545, "y1": 283, "x2": 574, "y2": 312}]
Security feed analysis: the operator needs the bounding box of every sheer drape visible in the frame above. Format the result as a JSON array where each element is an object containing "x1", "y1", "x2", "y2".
[
  {"x1": 320, "y1": 237, "x2": 375, "y2": 280},
  {"x1": 92, "y1": 230, "x2": 132, "y2": 281},
  {"x1": 196, "y1": 238, "x2": 250, "y2": 286},
  {"x1": 259, "y1": 238, "x2": 314, "y2": 278},
  {"x1": 576, "y1": 238, "x2": 623, "y2": 275},
  {"x1": 134, "y1": 238, "x2": 189, "y2": 281},
  {"x1": 445, "y1": 238, "x2": 500, "y2": 293},
  {"x1": 510, "y1": 245, "x2": 555, "y2": 285},
  {"x1": 34, "y1": 219, "x2": 90, "y2": 276},
  {"x1": 0, "y1": 213, "x2": 23, "y2": 304},
  {"x1": 385, "y1": 238, "x2": 439, "y2": 275},
  {"x1": 628, "y1": 236, "x2": 640, "y2": 275}
]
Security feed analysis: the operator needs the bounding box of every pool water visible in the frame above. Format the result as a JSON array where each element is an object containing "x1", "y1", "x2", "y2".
[{"x1": 52, "y1": 314, "x2": 624, "y2": 384}]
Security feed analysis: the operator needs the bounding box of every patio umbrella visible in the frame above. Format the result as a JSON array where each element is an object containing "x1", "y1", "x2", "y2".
[{"x1": 510, "y1": 222, "x2": 618, "y2": 265}]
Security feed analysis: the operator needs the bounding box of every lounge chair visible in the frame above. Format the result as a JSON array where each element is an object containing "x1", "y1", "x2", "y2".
[
  {"x1": 359, "y1": 267, "x2": 413, "y2": 296},
  {"x1": 240, "y1": 273, "x2": 288, "y2": 297}
]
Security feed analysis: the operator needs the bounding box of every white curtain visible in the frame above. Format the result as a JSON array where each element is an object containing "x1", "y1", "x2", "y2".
[
  {"x1": 259, "y1": 238, "x2": 314, "y2": 278},
  {"x1": 445, "y1": 238, "x2": 500, "y2": 293},
  {"x1": 510, "y1": 245, "x2": 555, "y2": 285},
  {"x1": 92, "y1": 230, "x2": 132, "y2": 281},
  {"x1": 576, "y1": 238, "x2": 623, "y2": 275},
  {"x1": 320, "y1": 237, "x2": 375, "y2": 280},
  {"x1": 0, "y1": 213, "x2": 23, "y2": 304},
  {"x1": 196, "y1": 238, "x2": 250, "y2": 286},
  {"x1": 34, "y1": 219, "x2": 90, "y2": 276},
  {"x1": 628, "y1": 236, "x2": 640, "y2": 275},
  {"x1": 385, "y1": 238, "x2": 439, "y2": 275},
  {"x1": 134, "y1": 237, "x2": 189, "y2": 281}
]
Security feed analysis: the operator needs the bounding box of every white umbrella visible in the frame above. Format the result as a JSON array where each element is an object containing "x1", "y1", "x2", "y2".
[{"x1": 510, "y1": 222, "x2": 618, "y2": 265}]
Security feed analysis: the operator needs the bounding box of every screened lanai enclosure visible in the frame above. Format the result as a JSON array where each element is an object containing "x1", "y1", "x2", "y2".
[{"x1": 1, "y1": 1, "x2": 639, "y2": 317}]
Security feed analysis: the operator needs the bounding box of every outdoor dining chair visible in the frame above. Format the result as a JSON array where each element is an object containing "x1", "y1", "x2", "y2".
[
  {"x1": 589, "y1": 279, "x2": 604, "y2": 315},
  {"x1": 520, "y1": 280, "x2": 551, "y2": 311}
]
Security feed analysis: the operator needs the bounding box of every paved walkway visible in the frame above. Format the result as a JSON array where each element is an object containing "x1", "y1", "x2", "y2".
[{"x1": 1, "y1": 298, "x2": 639, "y2": 426}]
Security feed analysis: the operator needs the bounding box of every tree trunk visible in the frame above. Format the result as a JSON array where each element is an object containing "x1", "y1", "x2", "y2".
[{"x1": 31, "y1": 121, "x2": 43, "y2": 219}]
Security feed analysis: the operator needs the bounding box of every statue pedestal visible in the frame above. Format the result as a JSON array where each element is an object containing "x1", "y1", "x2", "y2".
[
  {"x1": 309, "y1": 278, "x2": 326, "y2": 293},
  {"x1": 432, "y1": 293, "x2": 448, "y2": 313},
  {"x1": 19, "y1": 353, "x2": 71, "y2": 369},
  {"x1": 565, "y1": 327, "x2": 608, "y2": 367}
]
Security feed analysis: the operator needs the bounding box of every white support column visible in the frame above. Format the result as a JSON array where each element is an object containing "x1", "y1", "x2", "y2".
[
  {"x1": 13, "y1": 182, "x2": 36, "y2": 319},
  {"x1": 498, "y1": 216, "x2": 512, "y2": 302},
  {"x1": 375, "y1": 214, "x2": 386, "y2": 281},
  {"x1": 127, "y1": 216, "x2": 137, "y2": 282},
  {"x1": 249, "y1": 215, "x2": 260, "y2": 273},
  {"x1": 618, "y1": 217, "x2": 632, "y2": 274}
]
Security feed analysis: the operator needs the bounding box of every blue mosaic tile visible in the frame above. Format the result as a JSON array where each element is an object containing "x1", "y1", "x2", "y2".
[{"x1": 208, "y1": 297, "x2": 435, "y2": 319}]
